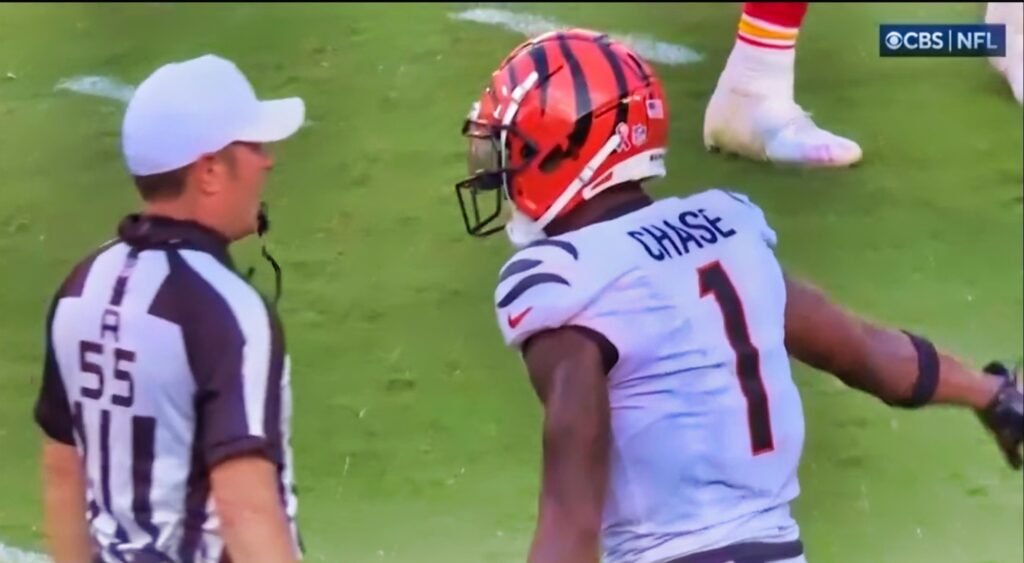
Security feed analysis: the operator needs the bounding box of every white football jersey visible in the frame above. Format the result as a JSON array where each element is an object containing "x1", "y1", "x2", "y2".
[{"x1": 494, "y1": 189, "x2": 805, "y2": 563}]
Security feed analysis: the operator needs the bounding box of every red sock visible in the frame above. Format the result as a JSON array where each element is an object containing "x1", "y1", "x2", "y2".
[{"x1": 738, "y1": 2, "x2": 808, "y2": 49}]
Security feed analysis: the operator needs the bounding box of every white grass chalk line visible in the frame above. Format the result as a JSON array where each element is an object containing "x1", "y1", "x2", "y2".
[
  {"x1": 55, "y1": 75, "x2": 135, "y2": 103},
  {"x1": 0, "y1": 541, "x2": 50, "y2": 563},
  {"x1": 450, "y1": 8, "x2": 703, "y2": 66},
  {"x1": 54, "y1": 74, "x2": 315, "y2": 128}
]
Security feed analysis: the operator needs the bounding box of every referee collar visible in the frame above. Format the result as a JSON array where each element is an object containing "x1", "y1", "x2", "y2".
[{"x1": 117, "y1": 214, "x2": 233, "y2": 266}]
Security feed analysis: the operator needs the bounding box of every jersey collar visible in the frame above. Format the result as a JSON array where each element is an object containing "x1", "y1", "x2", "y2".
[
  {"x1": 117, "y1": 214, "x2": 233, "y2": 267},
  {"x1": 594, "y1": 195, "x2": 654, "y2": 225}
]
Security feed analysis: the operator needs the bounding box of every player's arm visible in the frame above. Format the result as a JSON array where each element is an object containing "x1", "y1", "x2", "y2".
[
  {"x1": 784, "y1": 274, "x2": 1023, "y2": 467},
  {"x1": 784, "y1": 274, "x2": 1000, "y2": 409},
  {"x1": 40, "y1": 438, "x2": 92, "y2": 563},
  {"x1": 522, "y1": 327, "x2": 611, "y2": 563},
  {"x1": 211, "y1": 456, "x2": 298, "y2": 563}
]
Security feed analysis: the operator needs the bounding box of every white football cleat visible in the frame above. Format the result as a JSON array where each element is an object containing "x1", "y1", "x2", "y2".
[
  {"x1": 994, "y1": 30, "x2": 1023, "y2": 104},
  {"x1": 987, "y1": 2, "x2": 1024, "y2": 105},
  {"x1": 704, "y1": 88, "x2": 863, "y2": 168}
]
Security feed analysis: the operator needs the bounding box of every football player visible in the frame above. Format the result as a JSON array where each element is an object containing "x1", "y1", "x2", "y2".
[
  {"x1": 704, "y1": 2, "x2": 863, "y2": 168},
  {"x1": 455, "y1": 30, "x2": 1023, "y2": 563},
  {"x1": 987, "y1": 2, "x2": 1024, "y2": 104},
  {"x1": 704, "y1": 2, "x2": 1023, "y2": 169}
]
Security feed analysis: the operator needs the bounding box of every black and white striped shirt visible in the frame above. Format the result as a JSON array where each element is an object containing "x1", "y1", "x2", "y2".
[{"x1": 34, "y1": 214, "x2": 300, "y2": 563}]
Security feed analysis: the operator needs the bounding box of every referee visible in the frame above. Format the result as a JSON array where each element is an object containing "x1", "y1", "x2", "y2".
[{"x1": 34, "y1": 54, "x2": 304, "y2": 563}]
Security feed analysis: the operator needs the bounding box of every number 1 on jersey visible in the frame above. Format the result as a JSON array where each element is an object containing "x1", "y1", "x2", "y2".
[{"x1": 698, "y1": 261, "x2": 774, "y2": 455}]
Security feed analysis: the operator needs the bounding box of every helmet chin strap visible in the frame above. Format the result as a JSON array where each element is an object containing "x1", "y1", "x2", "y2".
[
  {"x1": 505, "y1": 132, "x2": 624, "y2": 248},
  {"x1": 505, "y1": 207, "x2": 546, "y2": 248}
]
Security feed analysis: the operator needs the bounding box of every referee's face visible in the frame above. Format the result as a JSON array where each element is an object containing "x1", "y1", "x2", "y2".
[{"x1": 216, "y1": 141, "x2": 274, "y2": 240}]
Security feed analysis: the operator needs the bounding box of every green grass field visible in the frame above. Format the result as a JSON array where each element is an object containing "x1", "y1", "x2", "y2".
[{"x1": 0, "y1": 3, "x2": 1021, "y2": 562}]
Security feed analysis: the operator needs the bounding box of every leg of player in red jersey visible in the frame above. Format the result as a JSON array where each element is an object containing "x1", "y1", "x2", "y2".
[
  {"x1": 987, "y1": 2, "x2": 1023, "y2": 104},
  {"x1": 704, "y1": 2, "x2": 863, "y2": 168}
]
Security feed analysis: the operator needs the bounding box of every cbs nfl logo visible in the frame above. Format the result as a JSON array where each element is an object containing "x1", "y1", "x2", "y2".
[{"x1": 880, "y1": 24, "x2": 1006, "y2": 57}]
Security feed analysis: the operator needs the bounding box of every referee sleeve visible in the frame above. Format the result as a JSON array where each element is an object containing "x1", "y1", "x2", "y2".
[
  {"x1": 34, "y1": 299, "x2": 75, "y2": 445},
  {"x1": 178, "y1": 252, "x2": 287, "y2": 469}
]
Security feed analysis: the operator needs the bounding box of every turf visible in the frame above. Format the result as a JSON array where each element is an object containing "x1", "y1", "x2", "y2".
[{"x1": 0, "y1": 3, "x2": 1021, "y2": 562}]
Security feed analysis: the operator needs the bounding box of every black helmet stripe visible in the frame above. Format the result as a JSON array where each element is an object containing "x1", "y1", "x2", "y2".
[
  {"x1": 557, "y1": 33, "x2": 592, "y2": 156},
  {"x1": 507, "y1": 58, "x2": 520, "y2": 91},
  {"x1": 625, "y1": 52, "x2": 651, "y2": 86},
  {"x1": 528, "y1": 43, "x2": 550, "y2": 113},
  {"x1": 596, "y1": 34, "x2": 630, "y2": 126}
]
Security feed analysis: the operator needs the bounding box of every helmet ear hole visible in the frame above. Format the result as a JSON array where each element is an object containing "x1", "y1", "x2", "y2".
[{"x1": 520, "y1": 143, "x2": 537, "y2": 161}]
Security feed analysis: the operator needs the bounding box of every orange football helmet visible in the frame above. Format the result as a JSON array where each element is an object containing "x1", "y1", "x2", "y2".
[{"x1": 456, "y1": 29, "x2": 669, "y2": 245}]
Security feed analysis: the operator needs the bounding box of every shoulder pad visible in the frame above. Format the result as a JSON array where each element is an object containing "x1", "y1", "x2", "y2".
[
  {"x1": 493, "y1": 239, "x2": 599, "y2": 348},
  {"x1": 713, "y1": 189, "x2": 778, "y2": 248}
]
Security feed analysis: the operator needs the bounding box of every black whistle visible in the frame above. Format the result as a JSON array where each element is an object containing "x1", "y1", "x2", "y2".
[{"x1": 257, "y1": 202, "x2": 270, "y2": 237}]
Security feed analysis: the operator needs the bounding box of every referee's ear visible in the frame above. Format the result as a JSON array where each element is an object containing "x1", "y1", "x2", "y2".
[{"x1": 193, "y1": 147, "x2": 239, "y2": 197}]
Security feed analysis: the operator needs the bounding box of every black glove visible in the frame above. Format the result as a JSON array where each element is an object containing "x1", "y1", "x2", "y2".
[{"x1": 977, "y1": 361, "x2": 1024, "y2": 470}]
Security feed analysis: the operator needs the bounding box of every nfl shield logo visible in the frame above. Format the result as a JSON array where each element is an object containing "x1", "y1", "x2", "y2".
[{"x1": 631, "y1": 125, "x2": 647, "y2": 147}]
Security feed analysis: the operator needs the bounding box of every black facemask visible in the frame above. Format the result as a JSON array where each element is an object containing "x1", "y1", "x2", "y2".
[{"x1": 454, "y1": 119, "x2": 540, "y2": 238}]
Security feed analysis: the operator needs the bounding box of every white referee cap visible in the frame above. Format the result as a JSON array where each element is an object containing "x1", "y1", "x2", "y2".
[{"x1": 122, "y1": 54, "x2": 305, "y2": 176}]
